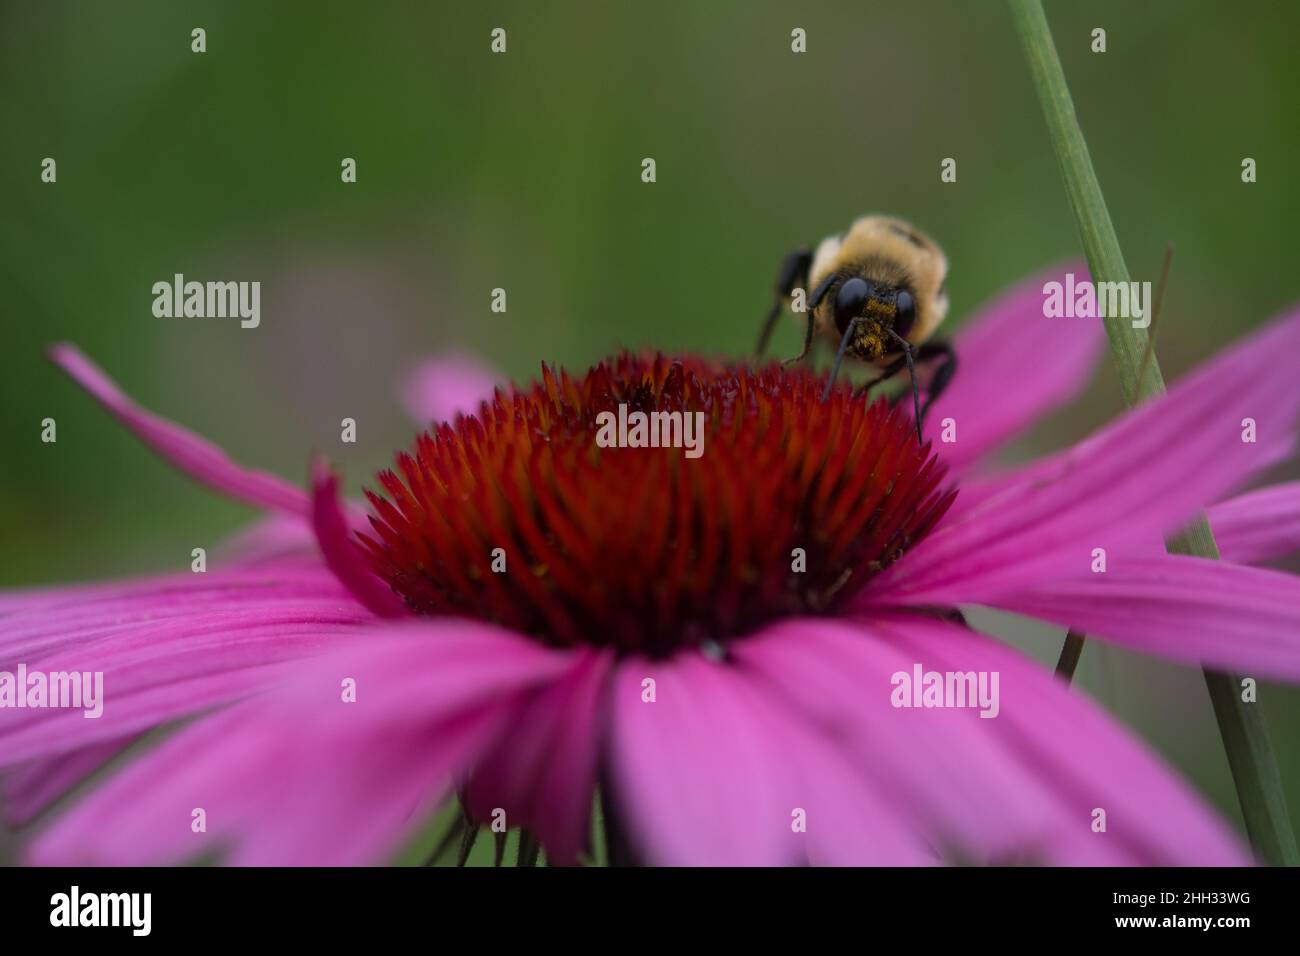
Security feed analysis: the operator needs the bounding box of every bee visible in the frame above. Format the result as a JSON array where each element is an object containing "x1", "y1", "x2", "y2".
[{"x1": 756, "y1": 215, "x2": 957, "y2": 443}]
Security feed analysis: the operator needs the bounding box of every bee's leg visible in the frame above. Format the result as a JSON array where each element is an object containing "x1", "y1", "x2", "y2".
[
  {"x1": 756, "y1": 247, "x2": 812, "y2": 356},
  {"x1": 821, "y1": 315, "x2": 867, "y2": 402},
  {"x1": 915, "y1": 339, "x2": 958, "y2": 423},
  {"x1": 783, "y1": 271, "x2": 837, "y2": 366},
  {"x1": 886, "y1": 329, "x2": 924, "y2": 446},
  {"x1": 852, "y1": 356, "x2": 908, "y2": 399},
  {"x1": 783, "y1": 310, "x2": 817, "y2": 367}
]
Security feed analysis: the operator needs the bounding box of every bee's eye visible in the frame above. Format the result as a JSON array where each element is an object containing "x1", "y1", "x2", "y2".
[
  {"x1": 894, "y1": 290, "x2": 916, "y2": 339},
  {"x1": 834, "y1": 277, "x2": 870, "y2": 334}
]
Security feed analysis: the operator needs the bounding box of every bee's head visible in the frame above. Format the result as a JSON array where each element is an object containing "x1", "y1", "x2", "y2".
[{"x1": 833, "y1": 277, "x2": 917, "y2": 360}]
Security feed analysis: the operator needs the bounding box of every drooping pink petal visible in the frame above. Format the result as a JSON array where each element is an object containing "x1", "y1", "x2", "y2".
[
  {"x1": 462, "y1": 647, "x2": 612, "y2": 865},
  {"x1": 0, "y1": 559, "x2": 353, "y2": 665},
  {"x1": 606, "y1": 649, "x2": 932, "y2": 865},
  {"x1": 4, "y1": 738, "x2": 136, "y2": 826},
  {"x1": 1208, "y1": 482, "x2": 1300, "y2": 565},
  {"x1": 872, "y1": 305, "x2": 1300, "y2": 606},
  {"x1": 992, "y1": 554, "x2": 1300, "y2": 680},
  {"x1": 48, "y1": 344, "x2": 309, "y2": 516},
  {"x1": 29, "y1": 622, "x2": 578, "y2": 866},
  {"x1": 606, "y1": 654, "x2": 788, "y2": 865},
  {"x1": 310, "y1": 458, "x2": 409, "y2": 619},
  {"x1": 760, "y1": 701, "x2": 938, "y2": 866},
  {"x1": 398, "y1": 352, "x2": 500, "y2": 426},
  {"x1": 735, "y1": 615, "x2": 1246, "y2": 865},
  {"x1": 877, "y1": 614, "x2": 1248, "y2": 865},
  {"x1": 730, "y1": 618, "x2": 1113, "y2": 864},
  {"x1": 925, "y1": 261, "x2": 1103, "y2": 471},
  {"x1": 0, "y1": 561, "x2": 370, "y2": 767},
  {"x1": 1, "y1": 565, "x2": 334, "y2": 823}
]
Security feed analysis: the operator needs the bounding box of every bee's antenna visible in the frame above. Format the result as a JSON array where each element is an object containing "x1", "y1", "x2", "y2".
[{"x1": 886, "y1": 328, "x2": 923, "y2": 447}]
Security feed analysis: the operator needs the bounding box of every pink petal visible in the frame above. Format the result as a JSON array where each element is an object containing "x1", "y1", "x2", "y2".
[
  {"x1": 767, "y1": 706, "x2": 937, "y2": 866},
  {"x1": 462, "y1": 647, "x2": 612, "y2": 865},
  {"x1": 4, "y1": 738, "x2": 135, "y2": 826},
  {"x1": 731, "y1": 618, "x2": 1109, "y2": 864},
  {"x1": 607, "y1": 649, "x2": 932, "y2": 865},
  {"x1": 994, "y1": 553, "x2": 1300, "y2": 680},
  {"x1": 873, "y1": 304, "x2": 1300, "y2": 606},
  {"x1": 310, "y1": 458, "x2": 409, "y2": 619},
  {"x1": 735, "y1": 615, "x2": 1246, "y2": 864},
  {"x1": 214, "y1": 513, "x2": 319, "y2": 564},
  {"x1": 28, "y1": 622, "x2": 578, "y2": 866},
  {"x1": 398, "y1": 352, "x2": 500, "y2": 426},
  {"x1": 879, "y1": 615, "x2": 1248, "y2": 865},
  {"x1": 1, "y1": 559, "x2": 353, "y2": 664},
  {"x1": 927, "y1": 261, "x2": 1104, "y2": 471},
  {"x1": 0, "y1": 560, "x2": 370, "y2": 767},
  {"x1": 48, "y1": 344, "x2": 309, "y2": 516},
  {"x1": 1209, "y1": 482, "x2": 1300, "y2": 565},
  {"x1": 606, "y1": 654, "x2": 785, "y2": 865}
]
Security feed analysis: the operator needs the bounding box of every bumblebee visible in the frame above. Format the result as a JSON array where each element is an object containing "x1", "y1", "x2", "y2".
[{"x1": 756, "y1": 215, "x2": 957, "y2": 442}]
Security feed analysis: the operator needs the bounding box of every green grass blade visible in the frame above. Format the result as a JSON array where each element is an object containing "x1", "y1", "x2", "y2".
[{"x1": 1009, "y1": 0, "x2": 1297, "y2": 866}]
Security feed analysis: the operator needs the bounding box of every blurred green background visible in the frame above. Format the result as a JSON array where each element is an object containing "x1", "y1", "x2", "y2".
[{"x1": 2, "y1": 0, "x2": 1298, "y2": 853}]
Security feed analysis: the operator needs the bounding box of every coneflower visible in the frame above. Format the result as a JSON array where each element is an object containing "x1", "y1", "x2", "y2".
[{"x1": 6, "y1": 266, "x2": 1300, "y2": 866}]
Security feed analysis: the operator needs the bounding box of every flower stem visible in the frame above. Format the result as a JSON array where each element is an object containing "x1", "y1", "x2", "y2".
[
  {"x1": 1009, "y1": 0, "x2": 1297, "y2": 866},
  {"x1": 1054, "y1": 629, "x2": 1086, "y2": 681}
]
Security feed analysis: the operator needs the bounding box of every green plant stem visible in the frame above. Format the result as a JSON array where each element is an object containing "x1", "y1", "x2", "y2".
[
  {"x1": 1054, "y1": 629, "x2": 1086, "y2": 681},
  {"x1": 1009, "y1": 0, "x2": 1297, "y2": 866}
]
